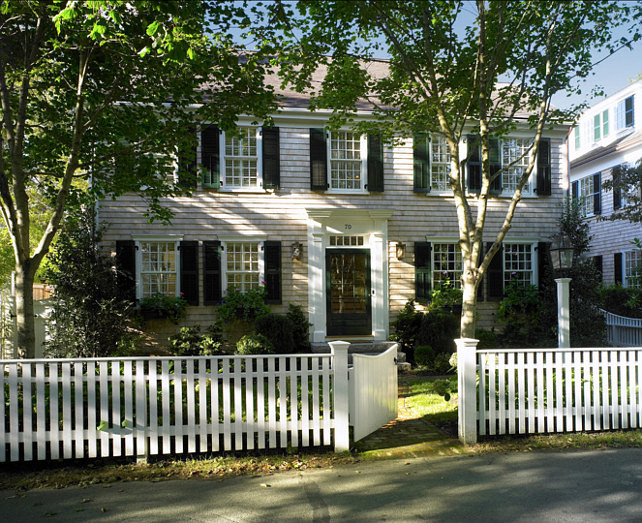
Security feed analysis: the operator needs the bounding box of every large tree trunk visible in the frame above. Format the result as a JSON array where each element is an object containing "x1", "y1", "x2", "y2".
[
  {"x1": 14, "y1": 264, "x2": 36, "y2": 359},
  {"x1": 460, "y1": 267, "x2": 478, "y2": 340}
]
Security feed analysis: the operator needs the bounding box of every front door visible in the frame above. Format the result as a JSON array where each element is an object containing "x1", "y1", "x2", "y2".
[{"x1": 326, "y1": 249, "x2": 371, "y2": 336}]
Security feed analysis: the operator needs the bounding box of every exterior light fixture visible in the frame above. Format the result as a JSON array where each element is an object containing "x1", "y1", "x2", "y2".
[
  {"x1": 396, "y1": 242, "x2": 406, "y2": 260},
  {"x1": 291, "y1": 241, "x2": 303, "y2": 260},
  {"x1": 549, "y1": 233, "x2": 574, "y2": 271}
]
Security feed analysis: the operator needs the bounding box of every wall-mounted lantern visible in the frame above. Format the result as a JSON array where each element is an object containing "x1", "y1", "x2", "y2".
[
  {"x1": 396, "y1": 242, "x2": 406, "y2": 261},
  {"x1": 291, "y1": 241, "x2": 303, "y2": 260}
]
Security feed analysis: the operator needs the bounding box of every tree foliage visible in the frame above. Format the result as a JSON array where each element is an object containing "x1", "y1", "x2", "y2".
[
  {"x1": 264, "y1": 0, "x2": 641, "y2": 337},
  {"x1": 0, "y1": 1, "x2": 278, "y2": 356},
  {"x1": 44, "y1": 208, "x2": 137, "y2": 358}
]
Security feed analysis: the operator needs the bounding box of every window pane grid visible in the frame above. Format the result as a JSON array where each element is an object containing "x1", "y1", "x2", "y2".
[
  {"x1": 225, "y1": 128, "x2": 257, "y2": 187},
  {"x1": 504, "y1": 244, "x2": 533, "y2": 287},
  {"x1": 578, "y1": 176, "x2": 594, "y2": 216},
  {"x1": 330, "y1": 131, "x2": 362, "y2": 190},
  {"x1": 140, "y1": 241, "x2": 176, "y2": 298},
  {"x1": 433, "y1": 243, "x2": 462, "y2": 288},
  {"x1": 502, "y1": 138, "x2": 531, "y2": 192},
  {"x1": 329, "y1": 235, "x2": 365, "y2": 246},
  {"x1": 226, "y1": 242, "x2": 260, "y2": 292},
  {"x1": 431, "y1": 136, "x2": 451, "y2": 191},
  {"x1": 625, "y1": 250, "x2": 642, "y2": 288}
]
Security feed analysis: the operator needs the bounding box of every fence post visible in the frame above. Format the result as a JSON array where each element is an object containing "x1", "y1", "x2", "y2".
[
  {"x1": 456, "y1": 337, "x2": 479, "y2": 445},
  {"x1": 329, "y1": 341, "x2": 350, "y2": 452}
]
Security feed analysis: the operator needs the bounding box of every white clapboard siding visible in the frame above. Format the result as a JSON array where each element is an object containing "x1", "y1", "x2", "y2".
[
  {"x1": 1, "y1": 353, "x2": 343, "y2": 463},
  {"x1": 475, "y1": 347, "x2": 642, "y2": 437}
]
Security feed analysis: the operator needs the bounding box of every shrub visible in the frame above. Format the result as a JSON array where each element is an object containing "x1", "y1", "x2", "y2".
[
  {"x1": 414, "y1": 345, "x2": 434, "y2": 367},
  {"x1": 390, "y1": 299, "x2": 423, "y2": 359},
  {"x1": 286, "y1": 304, "x2": 312, "y2": 352},
  {"x1": 475, "y1": 329, "x2": 498, "y2": 349},
  {"x1": 497, "y1": 281, "x2": 546, "y2": 346},
  {"x1": 140, "y1": 292, "x2": 188, "y2": 323},
  {"x1": 432, "y1": 353, "x2": 454, "y2": 375},
  {"x1": 236, "y1": 333, "x2": 274, "y2": 355},
  {"x1": 168, "y1": 325, "x2": 225, "y2": 356},
  {"x1": 416, "y1": 310, "x2": 459, "y2": 355},
  {"x1": 601, "y1": 284, "x2": 642, "y2": 318},
  {"x1": 255, "y1": 313, "x2": 295, "y2": 353},
  {"x1": 217, "y1": 286, "x2": 270, "y2": 323}
]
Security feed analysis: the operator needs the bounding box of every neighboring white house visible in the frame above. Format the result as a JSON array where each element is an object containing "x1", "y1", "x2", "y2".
[
  {"x1": 98, "y1": 65, "x2": 569, "y2": 343},
  {"x1": 569, "y1": 79, "x2": 642, "y2": 287}
]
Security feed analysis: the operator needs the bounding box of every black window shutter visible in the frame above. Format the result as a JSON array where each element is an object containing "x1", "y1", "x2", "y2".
[
  {"x1": 487, "y1": 242, "x2": 504, "y2": 300},
  {"x1": 593, "y1": 255, "x2": 603, "y2": 281},
  {"x1": 467, "y1": 135, "x2": 481, "y2": 193},
  {"x1": 614, "y1": 252, "x2": 623, "y2": 284},
  {"x1": 115, "y1": 240, "x2": 136, "y2": 303},
  {"x1": 489, "y1": 138, "x2": 502, "y2": 194},
  {"x1": 571, "y1": 180, "x2": 579, "y2": 200},
  {"x1": 413, "y1": 133, "x2": 430, "y2": 193},
  {"x1": 536, "y1": 138, "x2": 551, "y2": 196},
  {"x1": 262, "y1": 127, "x2": 280, "y2": 190},
  {"x1": 264, "y1": 241, "x2": 282, "y2": 304},
  {"x1": 201, "y1": 125, "x2": 220, "y2": 188},
  {"x1": 626, "y1": 96, "x2": 634, "y2": 127},
  {"x1": 310, "y1": 128, "x2": 327, "y2": 190},
  {"x1": 612, "y1": 165, "x2": 622, "y2": 210},
  {"x1": 537, "y1": 242, "x2": 551, "y2": 288},
  {"x1": 367, "y1": 134, "x2": 384, "y2": 192},
  {"x1": 179, "y1": 241, "x2": 199, "y2": 306},
  {"x1": 178, "y1": 127, "x2": 197, "y2": 189},
  {"x1": 414, "y1": 241, "x2": 432, "y2": 300},
  {"x1": 593, "y1": 172, "x2": 602, "y2": 215},
  {"x1": 203, "y1": 241, "x2": 222, "y2": 305}
]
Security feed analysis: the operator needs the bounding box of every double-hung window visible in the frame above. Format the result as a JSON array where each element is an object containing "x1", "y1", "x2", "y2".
[
  {"x1": 624, "y1": 250, "x2": 642, "y2": 288},
  {"x1": 616, "y1": 95, "x2": 635, "y2": 130},
  {"x1": 572, "y1": 173, "x2": 601, "y2": 216},
  {"x1": 503, "y1": 243, "x2": 535, "y2": 288},
  {"x1": 222, "y1": 127, "x2": 261, "y2": 189},
  {"x1": 413, "y1": 134, "x2": 452, "y2": 194},
  {"x1": 593, "y1": 110, "x2": 610, "y2": 142},
  {"x1": 430, "y1": 136, "x2": 451, "y2": 192},
  {"x1": 223, "y1": 241, "x2": 262, "y2": 292},
  {"x1": 432, "y1": 243, "x2": 463, "y2": 288},
  {"x1": 329, "y1": 131, "x2": 367, "y2": 191},
  {"x1": 501, "y1": 138, "x2": 532, "y2": 193},
  {"x1": 574, "y1": 126, "x2": 580, "y2": 150},
  {"x1": 138, "y1": 239, "x2": 180, "y2": 298}
]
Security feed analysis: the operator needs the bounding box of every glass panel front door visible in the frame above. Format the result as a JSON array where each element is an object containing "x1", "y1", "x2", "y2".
[{"x1": 326, "y1": 249, "x2": 371, "y2": 336}]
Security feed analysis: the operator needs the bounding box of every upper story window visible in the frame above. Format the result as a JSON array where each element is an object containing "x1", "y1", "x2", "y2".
[
  {"x1": 329, "y1": 131, "x2": 366, "y2": 191},
  {"x1": 501, "y1": 138, "x2": 532, "y2": 193},
  {"x1": 593, "y1": 109, "x2": 609, "y2": 142},
  {"x1": 413, "y1": 133, "x2": 452, "y2": 194},
  {"x1": 223, "y1": 128, "x2": 259, "y2": 188},
  {"x1": 431, "y1": 136, "x2": 451, "y2": 192},
  {"x1": 574, "y1": 126, "x2": 580, "y2": 150},
  {"x1": 616, "y1": 95, "x2": 635, "y2": 130},
  {"x1": 572, "y1": 173, "x2": 601, "y2": 217},
  {"x1": 310, "y1": 128, "x2": 384, "y2": 193},
  {"x1": 198, "y1": 125, "x2": 280, "y2": 192}
]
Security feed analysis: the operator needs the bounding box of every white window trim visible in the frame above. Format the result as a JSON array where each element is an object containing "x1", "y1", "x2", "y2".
[
  {"x1": 616, "y1": 95, "x2": 635, "y2": 132},
  {"x1": 219, "y1": 236, "x2": 267, "y2": 293},
  {"x1": 498, "y1": 138, "x2": 536, "y2": 198},
  {"x1": 575, "y1": 175, "x2": 598, "y2": 218},
  {"x1": 624, "y1": 249, "x2": 642, "y2": 289},
  {"x1": 219, "y1": 127, "x2": 265, "y2": 193},
  {"x1": 502, "y1": 241, "x2": 538, "y2": 287},
  {"x1": 430, "y1": 239, "x2": 464, "y2": 288},
  {"x1": 133, "y1": 235, "x2": 183, "y2": 300},
  {"x1": 326, "y1": 131, "x2": 368, "y2": 194}
]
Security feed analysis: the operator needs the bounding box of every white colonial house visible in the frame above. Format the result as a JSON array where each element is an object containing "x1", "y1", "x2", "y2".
[
  {"x1": 569, "y1": 79, "x2": 642, "y2": 287},
  {"x1": 98, "y1": 71, "x2": 569, "y2": 345}
]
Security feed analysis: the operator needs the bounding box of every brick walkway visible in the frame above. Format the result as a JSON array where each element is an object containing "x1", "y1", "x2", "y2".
[{"x1": 353, "y1": 380, "x2": 464, "y2": 458}]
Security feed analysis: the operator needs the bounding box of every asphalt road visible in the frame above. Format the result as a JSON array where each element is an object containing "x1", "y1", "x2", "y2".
[{"x1": 2, "y1": 448, "x2": 642, "y2": 522}]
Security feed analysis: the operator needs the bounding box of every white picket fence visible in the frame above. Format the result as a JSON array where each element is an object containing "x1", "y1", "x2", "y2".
[
  {"x1": 0, "y1": 342, "x2": 398, "y2": 463},
  {"x1": 457, "y1": 338, "x2": 642, "y2": 444},
  {"x1": 603, "y1": 309, "x2": 642, "y2": 347}
]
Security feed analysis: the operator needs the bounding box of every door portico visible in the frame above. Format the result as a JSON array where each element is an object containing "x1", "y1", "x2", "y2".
[{"x1": 306, "y1": 208, "x2": 392, "y2": 342}]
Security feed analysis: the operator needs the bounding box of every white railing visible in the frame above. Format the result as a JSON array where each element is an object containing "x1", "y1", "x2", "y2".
[
  {"x1": 0, "y1": 287, "x2": 13, "y2": 359},
  {"x1": 457, "y1": 339, "x2": 642, "y2": 444},
  {"x1": 602, "y1": 309, "x2": 642, "y2": 347},
  {"x1": 0, "y1": 341, "x2": 398, "y2": 463}
]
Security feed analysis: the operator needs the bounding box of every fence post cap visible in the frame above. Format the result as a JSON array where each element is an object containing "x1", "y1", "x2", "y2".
[
  {"x1": 328, "y1": 341, "x2": 351, "y2": 354},
  {"x1": 455, "y1": 338, "x2": 479, "y2": 349}
]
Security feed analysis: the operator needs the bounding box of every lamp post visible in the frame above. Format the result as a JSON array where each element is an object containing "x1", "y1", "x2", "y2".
[{"x1": 549, "y1": 234, "x2": 574, "y2": 348}]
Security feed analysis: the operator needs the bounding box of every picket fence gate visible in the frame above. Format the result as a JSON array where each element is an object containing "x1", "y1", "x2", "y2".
[
  {"x1": 0, "y1": 342, "x2": 398, "y2": 463},
  {"x1": 457, "y1": 338, "x2": 642, "y2": 444}
]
